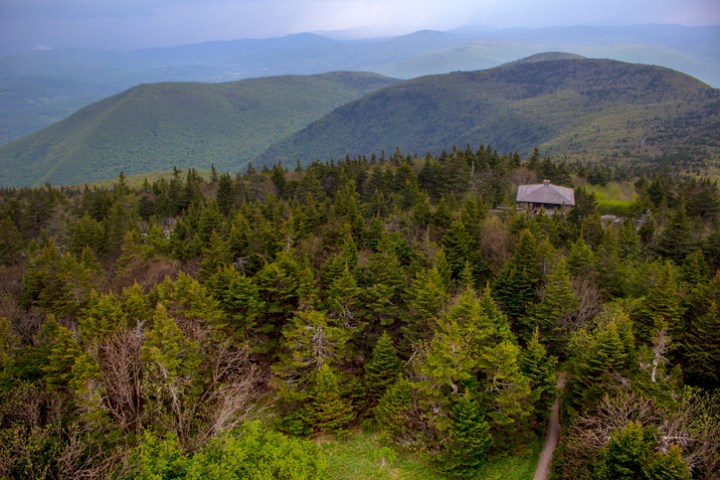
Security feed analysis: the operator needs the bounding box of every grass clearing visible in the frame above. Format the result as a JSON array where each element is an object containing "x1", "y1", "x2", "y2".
[
  {"x1": 320, "y1": 430, "x2": 540, "y2": 480},
  {"x1": 583, "y1": 180, "x2": 638, "y2": 214}
]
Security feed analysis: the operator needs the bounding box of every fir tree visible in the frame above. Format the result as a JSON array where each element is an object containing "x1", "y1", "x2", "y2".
[
  {"x1": 438, "y1": 390, "x2": 493, "y2": 478},
  {"x1": 646, "y1": 445, "x2": 692, "y2": 480},
  {"x1": 520, "y1": 328, "x2": 558, "y2": 418},
  {"x1": 364, "y1": 332, "x2": 402, "y2": 409},
  {"x1": 593, "y1": 421, "x2": 655, "y2": 480},
  {"x1": 492, "y1": 229, "x2": 540, "y2": 322},
  {"x1": 308, "y1": 364, "x2": 354, "y2": 434},
  {"x1": 529, "y1": 257, "x2": 579, "y2": 354},
  {"x1": 655, "y1": 197, "x2": 694, "y2": 263}
]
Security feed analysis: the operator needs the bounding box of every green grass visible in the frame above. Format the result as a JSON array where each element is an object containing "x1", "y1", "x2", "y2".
[
  {"x1": 76, "y1": 169, "x2": 213, "y2": 189},
  {"x1": 583, "y1": 181, "x2": 638, "y2": 214},
  {"x1": 320, "y1": 431, "x2": 540, "y2": 480}
]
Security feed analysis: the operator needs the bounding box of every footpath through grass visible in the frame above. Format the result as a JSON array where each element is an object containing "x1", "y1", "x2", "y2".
[{"x1": 321, "y1": 431, "x2": 540, "y2": 480}]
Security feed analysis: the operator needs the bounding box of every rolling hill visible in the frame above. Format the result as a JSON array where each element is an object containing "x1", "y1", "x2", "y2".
[
  {"x1": 256, "y1": 56, "x2": 720, "y2": 167},
  {"x1": 0, "y1": 72, "x2": 397, "y2": 186},
  {"x1": 2, "y1": 24, "x2": 718, "y2": 144}
]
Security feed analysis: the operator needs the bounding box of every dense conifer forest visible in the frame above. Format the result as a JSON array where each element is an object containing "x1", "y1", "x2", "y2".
[{"x1": 1, "y1": 146, "x2": 719, "y2": 479}]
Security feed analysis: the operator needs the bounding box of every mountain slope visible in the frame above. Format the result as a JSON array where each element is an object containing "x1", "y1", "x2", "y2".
[
  {"x1": 2, "y1": 25, "x2": 718, "y2": 144},
  {"x1": 256, "y1": 57, "x2": 719, "y2": 167},
  {"x1": 0, "y1": 72, "x2": 397, "y2": 186}
]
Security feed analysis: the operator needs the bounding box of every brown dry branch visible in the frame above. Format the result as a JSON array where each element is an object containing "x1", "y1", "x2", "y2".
[{"x1": 98, "y1": 328, "x2": 144, "y2": 433}]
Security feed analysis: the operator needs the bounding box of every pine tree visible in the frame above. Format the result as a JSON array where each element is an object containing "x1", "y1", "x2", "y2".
[
  {"x1": 274, "y1": 310, "x2": 351, "y2": 392},
  {"x1": 308, "y1": 364, "x2": 354, "y2": 434},
  {"x1": 655, "y1": 197, "x2": 694, "y2": 263},
  {"x1": 326, "y1": 262, "x2": 361, "y2": 328},
  {"x1": 70, "y1": 350, "x2": 108, "y2": 428},
  {"x1": 364, "y1": 332, "x2": 402, "y2": 409},
  {"x1": 631, "y1": 262, "x2": 684, "y2": 344},
  {"x1": 683, "y1": 299, "x2": 720, "y2": 389},
  {"x1": 205, "y1": 266, "x2": 264, "y2": 336},
  {"x1": 646, "y1": 445, "x2": 692, "y2": 480},
  {"x1": 403, "y1": 266, "x2": 448, "y2": 346},
  {"x1": 438, "y1": 390, "x2": 493, "y2": 478},
  {"x1": 375, "y1": 378, "x2": 413, "y2": 436},
  {"x1": 492, "y1": 229, "x2": 540, "y2": 322},
  {"x1": 567, "y1": 237, "x2": 595, "y2": 279},
  {"x1": 0, "y1": 214, "x2": 23, "y2": 265},
  {"x1": 593, "y1": 421, "x2": 655, "y2": 480},
  {"x1": 529, "y1": 258, "x2": 579, "y2": 354},
  {"x1": 43, "y1": 318, "x2": 83, "y2": 389},
  {"x1": 199, "y1": 230, "x2": 231, "y2": 282},
  {"x1": 521, "y1": 328, "x2": 558, "y2": 418},
  {"x1": 78, "y1": 291, "x2": 127, "y2": 344}
]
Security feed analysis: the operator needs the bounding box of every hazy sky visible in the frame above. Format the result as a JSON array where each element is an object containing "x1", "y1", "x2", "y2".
[{"x1": 1, "y1": 0, "x2": 719, "y2": 54}]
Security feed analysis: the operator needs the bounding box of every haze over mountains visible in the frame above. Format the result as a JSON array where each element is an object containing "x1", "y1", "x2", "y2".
[
  {"x1": 2, "y1": 54, "x2": 718, "y2": 187},
  {"x1": 1, "y1": 24, "x2": 718, "y2": 144}
]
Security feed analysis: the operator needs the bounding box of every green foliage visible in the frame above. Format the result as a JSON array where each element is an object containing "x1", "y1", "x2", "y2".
[
  {"x1": 259, "y1": 59, "x2": 720, "y2": 173},
  {"x1": 308, "y1": 364, "x2": 354, "y2": 434},
  {"x1": 42, "y1": 318, "x2": 83, "y2": 389},
  {"x1": 0, "y1": 73, "x2": 397, "y2": 186},
  {"x1": 77, "y1": 291, "x2": 127, "y2": 344},
  {"x1": 3, "y1": 143, "x2": 720, "y2": 479},
  {"x1": 593, "y1": 422, "x2": 691, "y2": 480},
  {"x1": 127, "y1": 421, "x2": 328, "y2": 479},
  {"x1": 437, "y1": 390, "x2": 493, "y2": 478},
  {"x1": 364, "y1": 332, "x2": 402, "y2": 410},
  {"x1": 520, "y1": 328, "x2": 558, "y2": 417},
  {"x1": 530, "y1": 258, "x2": 579, "y2": 355},
  {"x1": 492, "y1": 229, "x2": 540, "y2": 330}
]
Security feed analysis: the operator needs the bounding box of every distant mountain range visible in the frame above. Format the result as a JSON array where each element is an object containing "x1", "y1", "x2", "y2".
[
  {"x1": 1, "y1": 24, "x2": 718, "y2": 144},
  {"x1": 1, "y1": 54, "x2": 718, "y2": 187}
]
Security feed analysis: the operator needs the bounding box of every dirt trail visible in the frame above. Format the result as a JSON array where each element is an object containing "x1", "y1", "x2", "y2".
[{"x1": 532, "y1": 375, "x2": 566, "y2": 480}]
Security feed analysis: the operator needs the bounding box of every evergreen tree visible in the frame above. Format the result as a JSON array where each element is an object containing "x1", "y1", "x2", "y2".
[
  {"x1": 308, "y1": 364, "x2": 354, "y2": 434},
  {"x1": 655, "y1": 198, "x2": 694, "y2": 263},
  {"x1": 199, "y1": 230, "x2": 231, "y2": 282},
  {"x1": 78, "y1": 291, "x2": 127, "y2": 344},
  {"x1": 492, "y1": 229, "x2": 540, "y2": 322},
  {"x1": 683, "y1": 299, "x2": 720, "y2": 389},
  {"x1": 403, "y1": 266, "x2": 449, "y2": 346},
  {"x1": 567, "y1": 236, "x2": 595, "y2": 279},
  {"x1": 631, "y1": 262, "x2": 684, "y2": 344},
  {"x1": 375, "y1": 378, "x2": 413, "y2": 436},
  {"x1": 520, "y1": 328, "x2": 558, "y2": 418},
  {"x1": 646, "y1": 445, "x2": 692, "y2": 480},
  {"x1": 363, "y1": 332, "x2": 402, "y2": 409},
  {"x1": 205, "y1": 266, "x2": 264, "y2": 337},
  {"x1": 593, "y1": 421, "x2": 655, "y2": 480},
  {"x1": 438, "y1": 390, "x2": 493, "y2": 478},
  {"x1": 529, "y1": 258, "x2": 579, "y2": 354},
  {"x1": 42, "y1": 318, "x2": 82, "y2": 389}
]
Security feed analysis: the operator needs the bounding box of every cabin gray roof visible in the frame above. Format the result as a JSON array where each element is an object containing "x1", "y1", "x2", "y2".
[{"x1": 516, "y1": 180, "x2": 575, "y2": 206}]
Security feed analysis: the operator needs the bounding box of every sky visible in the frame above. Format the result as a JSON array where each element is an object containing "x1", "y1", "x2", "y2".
[{"x1": 1, "y1": 0, "x2": 719, "y2": 54}]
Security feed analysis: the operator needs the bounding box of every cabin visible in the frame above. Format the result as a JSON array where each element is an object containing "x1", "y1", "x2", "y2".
[{"x1": 516, "y1": 180, "x2": 575, "y2": 213}]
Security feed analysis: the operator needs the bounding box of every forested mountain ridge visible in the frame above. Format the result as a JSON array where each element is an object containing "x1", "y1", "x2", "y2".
[
  {"x1": 2, "y1": 24, "x2": 718, "y2": 144},
  {"x1": 0, "y1": 72, "x2": 398, "y2": 187},
  {"x1": 257, "y1": 57, "x2": 720, "y2": 168},
  {"x1": 1, "y1": 146, "x2": 719, "y2": 478},
  {"x1": 2, "y1": 56, "x2": 718, "y2": 188}
]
